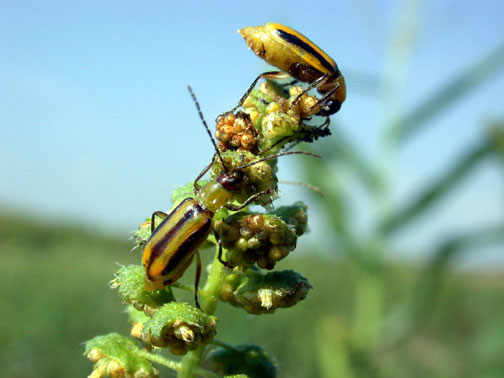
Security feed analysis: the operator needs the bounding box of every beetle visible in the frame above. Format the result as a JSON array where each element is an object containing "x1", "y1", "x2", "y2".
[
  {"x1": 236, "y1": 22, "x2": 346, "y2": 117},
  {"x1": 141, "y1": 86, "x2": 319, "y2": 308}
]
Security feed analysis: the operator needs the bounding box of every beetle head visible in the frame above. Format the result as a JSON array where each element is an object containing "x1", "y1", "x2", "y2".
[
  {"x1": 318, "y1": 99, "x2": 342, "y2": 116},
  {"x1": 217, "y1": 170, "x2": 245, "y2": 191}
]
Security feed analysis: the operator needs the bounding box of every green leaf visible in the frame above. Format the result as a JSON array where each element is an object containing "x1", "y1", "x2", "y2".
[
  {"x1": 326, "y1": 126, "x2": 381, "y2": 193},
  {"x1": 395, "y1": 41, "x2": 504, "y2": 141},
  {"x1": 380, "y1": 143, "x2": 491, "y2": 235}
]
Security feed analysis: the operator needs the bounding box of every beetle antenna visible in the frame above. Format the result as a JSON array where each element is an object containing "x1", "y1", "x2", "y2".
[
  {"x1": 278, "y1": 180, "x2": 324, "y2": 196},
  {"x1": 236, "y1": 151, "x2": 321, "y2": 170},
  {"x1": 187, "y1": 85, "x2": 227, "y2": 170}
]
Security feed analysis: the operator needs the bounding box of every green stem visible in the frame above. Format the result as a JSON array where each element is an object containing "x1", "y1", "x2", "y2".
[
  {"x1": 178, "y1": 347, "x2": 205, "y2": 378},
  {"x1": 137, "y1": 350, "x2": 181, "y2": 372},
  {"x1": 199, "y1": 252, "x2": 227, "y2": 314},
  {"x1": 177, "y1": 249, "x2": 227, "y2": 378}
]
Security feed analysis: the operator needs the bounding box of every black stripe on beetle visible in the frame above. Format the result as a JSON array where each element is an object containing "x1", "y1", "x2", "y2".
[
  {"x1": 161, "y1": 216, "x2": 212, "y2": 275},
  {"x1": 147, "y1": 200, "x2": 204, "y2": 266},
  {"x1": 275, "y1": 28, "x2": 338, "y2": 74}
]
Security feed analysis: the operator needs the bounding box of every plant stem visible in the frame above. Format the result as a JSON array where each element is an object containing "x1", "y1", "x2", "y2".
[
  {"x1": 177, "y1": 249, "x2": 227, "y2": 378},
  {"x1": 199, "y1": 252, "x2": 227, "y2": 314},
  {"x1": 178, "y1": 347, "x2": 205, "y2": 378},
  {"x1": 137, "y1": 350, "x2": 181, "y2": 372}
]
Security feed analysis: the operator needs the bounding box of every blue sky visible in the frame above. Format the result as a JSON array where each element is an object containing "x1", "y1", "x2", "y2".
[{"x1": 1, "y1": 1, "x2": 503, "y2": 266}]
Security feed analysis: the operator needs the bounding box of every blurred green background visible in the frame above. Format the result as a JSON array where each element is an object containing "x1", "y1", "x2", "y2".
[{"x1": 1, "y1": 1, "x2": 504, "y2": 377}]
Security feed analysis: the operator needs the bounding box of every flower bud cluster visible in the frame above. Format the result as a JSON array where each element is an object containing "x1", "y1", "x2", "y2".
[
  {"x1": 214, "y1": 202, "x2": 308, "y2": 270},
  {"x1": 112, "y1": 265, "x2": 175, "y2": 317},
  {"x1": 214, "y1": 212, "x2": 296, "y2": 269},
  {"x1": 220, "y1": 269, "x2": 312, "y2": 314},
  {"x1": 208, "y1": 343, "x2": 276, "y2": 378},
  {"x1": 141, "y1": 302, "x2": 217, "y2": 355},
  {"x1": 85, "y1": 333, "x2": 159, "y2": 378},
  {"x1": 271, "y1": 201, "x2": 308, "y2": 236},
  {"x1": 216, "y1": 111, "x2": 259, "y2": 153},
  {"x1": 112, "y1": 265, "x2": 218, "y2": 354}
]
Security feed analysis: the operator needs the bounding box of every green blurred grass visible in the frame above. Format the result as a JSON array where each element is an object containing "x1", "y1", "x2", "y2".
[{"x1": 1, "y1": 212, "x2": 503, "y2": 378}]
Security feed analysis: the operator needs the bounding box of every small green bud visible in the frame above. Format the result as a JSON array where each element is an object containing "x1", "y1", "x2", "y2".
[
  {"x1": 141, "y1": 302, "x2": 217, "y2": 355},
  {"x1": 220, "y1": 269, "x2": 312, "y2": 314},
  {"x1": 208, "y1": 344, "x2": 276, "y2": 378},
  {"x1": 84, "y1": 333, "x2": 159, "y2": 378},
  {"x1": 112, "y1": 265, "x2": 175, "y2": 316}
]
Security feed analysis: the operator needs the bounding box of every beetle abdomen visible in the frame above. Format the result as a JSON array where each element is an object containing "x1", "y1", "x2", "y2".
[{"x1": 142, "y1": 198, "x2": 213, "y2": 290}]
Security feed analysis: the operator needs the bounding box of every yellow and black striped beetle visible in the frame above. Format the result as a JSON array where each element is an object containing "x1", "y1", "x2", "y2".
[
  {"x1": 237, "y1": 22, "x2": 346, "y2": 117},
  {"x1": 141, "y1": 86, "x2": 319, "y2": 308}
]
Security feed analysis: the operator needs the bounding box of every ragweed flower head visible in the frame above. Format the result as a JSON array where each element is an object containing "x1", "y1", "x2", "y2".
[
  {"x1": 220, "y1": 269, "x2": 312, "y2": 314},
  {"x1": 141, "y1": 302, "x2": 217, "y2": 355},
  {"x1": 85, "y1": 333, "x2": 159, "y2": 378},
  {"x1": 214, "y1": 212, "x2": 297, "y2": 269},
  {"x1": 208, "y1": 344, "x2": 276, "y2": 378}
]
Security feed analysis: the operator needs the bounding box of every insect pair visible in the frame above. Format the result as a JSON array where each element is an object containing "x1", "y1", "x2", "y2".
[
  {"x1": 141, "y1": 86, "x2": 319, "y2": 308},
  {"x1": 141, "y1": 21, "x2": 344, "y2": 308}
]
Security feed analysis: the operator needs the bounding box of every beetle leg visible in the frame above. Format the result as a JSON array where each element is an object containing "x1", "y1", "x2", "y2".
[
  {"x1": 289, "y1": 72, "x2": 331, "y2": 111},
  {"x1": 312, "y1": 82, "x2": 341, "y2": 112},
  {"x1": 150, "y1": 211, "x2": 169, "y2": 233},
  {"x1": 284, "y1": 79, "x2": 299, "y2": 87},
  {"x1": 213, "y1": 230, "x2": 233, "y2": 268},
  {"x1": 229, "y1": 71, "x2": 291, "y2": 115},
  {"x1": 317, "y1": 116, "x2": 331, "y2": 129},
  {"x1": 194, "y1": 250, "x2": 202, "y2": 309},
  {"x1": 224, "y1": 188, "x2": 274, "y2": 211},
  {"x1": 193, "y1": 156, "x2": 215, "y2": 193}
]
